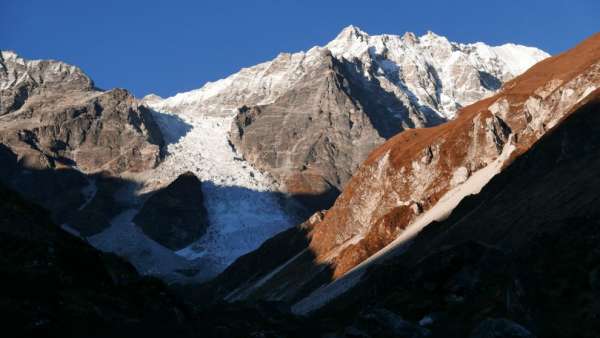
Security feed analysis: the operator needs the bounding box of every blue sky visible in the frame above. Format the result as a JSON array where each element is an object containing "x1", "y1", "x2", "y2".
[{"x1": 2, "y1": 0, "x2": 598, "y2": 97}]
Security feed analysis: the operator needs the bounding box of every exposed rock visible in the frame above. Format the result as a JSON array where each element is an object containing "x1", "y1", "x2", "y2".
[
  {"x1": 0, "y1": 51, "x2": 166, "y2": 236},
  {"x1": 0, "y1": 50, "x2": 164, "y2": 175},
  {"x1": 312, "y1": 87, "x2": 600, "y2": 338},
  {"x1": 134, "y1": 171, "x2": 208, "y2": 250},
  {"x1": 229, "y1": 50, "x2": 385, "y2": 208}
]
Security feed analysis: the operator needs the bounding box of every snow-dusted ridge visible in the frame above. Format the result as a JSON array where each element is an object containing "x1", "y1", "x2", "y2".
[
  {"x1": 326, "y1": 26, "x2": 549, "y2": 119},
  {"x1": 147, "y1": 25, "x2": 548, "y2": 121}
]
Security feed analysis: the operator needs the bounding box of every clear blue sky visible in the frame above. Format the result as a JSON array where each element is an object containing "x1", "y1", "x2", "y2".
[{"x1": 2, "y1": 0, "x2": 598, "y2": 98}]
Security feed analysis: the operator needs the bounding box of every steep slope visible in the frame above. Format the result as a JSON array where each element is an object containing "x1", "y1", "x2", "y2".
[
  {"x1": 0, "y1": 27, "x2": 548, "y2": 284},
  {"x1": 149, "y1": 26, "x2": 548, "y2": 208},
  {"x1": 310, "y1": 88, "x2": 600, "y2": 338},
  {"x1": 200, "y1": 32, "x2": 600, "y2": 307},
  {"x1": 0, "y1": 51, "x2": 298, "y2": 283},
  {"x1": 228, "y1": 50, "x2": 387, "y2": 209}
]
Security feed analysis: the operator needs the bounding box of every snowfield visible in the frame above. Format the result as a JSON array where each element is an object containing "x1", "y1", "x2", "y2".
[{"x1": 88, "y1": 107, "x2": 300, "y2": 283}]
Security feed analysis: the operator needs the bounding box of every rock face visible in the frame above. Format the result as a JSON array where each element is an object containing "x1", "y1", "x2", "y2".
[
  {"x1": 149, "y1": 26, "x2": 547, "y2": 208},
  {"x1": 0, "y1": 51, "x2": 164, "y2": 174},
  {"x1": 134, "y1": 172, "x2": 209, "y2": 250},
  {"x1": 198, "y1": 33, "x2": 600, "y2": 309},
  {"x1": 0, "y1": 51, "x2": 165, "y2": 236},
  {"x1": 229, "y1": 50, "x2": 387, "y2": 209}
]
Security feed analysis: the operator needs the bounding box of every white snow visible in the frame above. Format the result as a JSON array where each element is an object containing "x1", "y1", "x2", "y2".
[
  {"x1": 61, "y1": 223, "x2": 82, "y2": 238},
  {"x1": 141, "y1": 107, "x2": 299, "y2": 273},
  {"x1": 324, "y1": 26, "x2": 549, "y2": 120},
  {"x1": 84, "y1": 105, "x2": 300, "y2": 282},
  {"x1": 144, "y1": 26, "x2": 548, "y2": 126},
  {"x1": 83, "y1": 102, "x2": 301, "y2": 282},
  {"x1": 225, "y1": 248, "x2": 309, "y2": 302},
  {"x1": 492, "y1": 43, "x2": 549, "y2": 76}
]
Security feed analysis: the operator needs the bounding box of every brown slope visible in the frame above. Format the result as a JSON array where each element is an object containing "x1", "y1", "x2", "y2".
[
  {"x1": 197, "y1": 32, "x2": 600, "y2": 305},
  {"x1": 309, "y1": 31, "x2": 600, "y2": 278},
  {"x1": 315, "y1": 88, "x2": 600, "y2": 338}
]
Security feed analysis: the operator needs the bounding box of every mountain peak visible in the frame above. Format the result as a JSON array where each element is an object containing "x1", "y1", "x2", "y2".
[
  {"x1": 402, "y1": 31, "x2": 419, "y2": 44},
  {"x1": 0, "y1": 50, "x2": 20, "y2": 62},
  {"x1": 420, "y1": 30, "x2": 449, "y2": 44},
  {"x1": 142, "y1": 93, "x2": 164, "y2": 104},
  {"x1": 334, "y1": 25, "x2": 369, "y2": 41}
]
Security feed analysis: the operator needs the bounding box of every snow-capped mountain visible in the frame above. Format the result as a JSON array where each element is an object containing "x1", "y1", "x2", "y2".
[
  {"x1": 0, "y1": 26, "x2": 548, "y2": 284},
  {"x1": 148, "y1": 25, "x2": 548, "y2": 122},
  {"x1": 326, "y1": 25, "x2": 549, "y2": 119},
  {"x1": 147, "y1": 26, "x2": 549, "y2": 211},
  {"x1": 200, "y1": 31, "x2": 600, "y2": 315}
]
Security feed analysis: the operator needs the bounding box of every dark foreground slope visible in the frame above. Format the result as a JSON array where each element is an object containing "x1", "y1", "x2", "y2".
[
  {"x1": 0, "y1": 184, "x2": 198, "y2": 338},
  {"x1": 0, "y1": 183, "x2": 318, "y2": 337},
  {"x1": 313, "y1": 89, "x2": 600, "y2": 337}
]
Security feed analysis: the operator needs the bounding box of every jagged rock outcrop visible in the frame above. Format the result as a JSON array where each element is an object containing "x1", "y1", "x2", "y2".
[
  {"x1": 0, "y1": 50, "x2": 164, "y2": 174},
  {"x1": 134, "y1": 172, "x2": 209, "y2": 250},
  {"x1": 229, "y1": 50, "x2": 387, "y2": 209},
  {"x1": 198, "y1": 32, "x2": 600, "y2": 309},
  {"x1": 0, "y1": 51, "x2": 165, "y2": 235},
  {"x1": 149, "y1": 26, "x2": 547, "y2": 209}
]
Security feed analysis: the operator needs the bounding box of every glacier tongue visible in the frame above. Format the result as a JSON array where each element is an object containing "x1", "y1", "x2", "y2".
[{"x1": 143, "y1": 106, "x2": 299, "y2": 278}]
